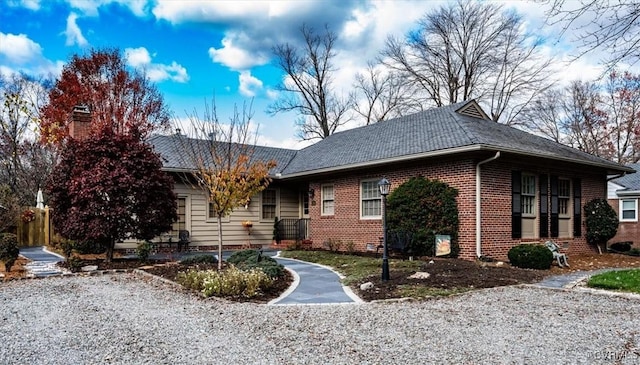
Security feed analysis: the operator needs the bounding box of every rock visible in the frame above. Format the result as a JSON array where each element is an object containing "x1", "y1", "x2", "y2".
[
  {"x1": 428, "y1": 260, "x2": 434, "y2": 264},
  {"x1": 496, "y1": 261, "x2": 505, "y2": 267},
  {"x1": 408, "y1": 272, "x2": 430, "y2": 279},
  {"x1": 81, "y1": 265, "x2": 98, "y2": 272},
  {"x1": 360, "y1": 282, "x2": 374, "y2": 291}
]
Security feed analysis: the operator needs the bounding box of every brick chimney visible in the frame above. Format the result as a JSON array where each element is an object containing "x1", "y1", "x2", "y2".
[{"x1": 69, "y1": 105, "x2": 91, "y2": 140}]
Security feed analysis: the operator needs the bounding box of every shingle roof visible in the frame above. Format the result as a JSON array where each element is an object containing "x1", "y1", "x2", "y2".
[
  {"x1": 149, "y1": 100, "x2": 632, "y2": 178},
  {"x1": 280, "y1": 101, "x2": 631, "y2": 176},
  {"x1": 149, "y1": 134, "x2": 298, "y2": 175},
  {"x1": 610, "y1": 163, "x2": 640, "y2": 191}
]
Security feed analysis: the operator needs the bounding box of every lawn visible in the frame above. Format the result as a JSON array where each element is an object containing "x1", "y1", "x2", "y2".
[{"x1": 587, "y1": 269, "x2": 640, "y2": 294}]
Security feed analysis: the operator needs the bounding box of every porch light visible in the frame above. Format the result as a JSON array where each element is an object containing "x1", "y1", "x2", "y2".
[
  {"x1": 308, "y1": 188, "x2": 315, "y2": 200},
  {"x1": 378, "y1": 177, "x2": 391, "y2": 281}
]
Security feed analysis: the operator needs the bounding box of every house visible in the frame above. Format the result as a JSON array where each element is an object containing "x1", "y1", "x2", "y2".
[
  {"x1": 607, "y1": 163, "x2": 640, "y2": 247},
  {"x1": 109, "y1": 100, "x2": 632, "y2": 260}
]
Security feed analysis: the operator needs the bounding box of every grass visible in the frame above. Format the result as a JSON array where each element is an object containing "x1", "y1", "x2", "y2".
[
  {"x1": 278, "y1": 250, "x2": 422, "y2": 285},
  {"x1": 587, "y1": 269, "x2": 640, "y2": 294}
]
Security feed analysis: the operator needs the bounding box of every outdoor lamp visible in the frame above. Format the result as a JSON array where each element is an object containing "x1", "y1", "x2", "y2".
[{"x1": 378, "y1": 178, "x2": 391, "y2": 281}]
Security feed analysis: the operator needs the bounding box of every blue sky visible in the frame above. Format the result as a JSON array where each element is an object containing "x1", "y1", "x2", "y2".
[{"x1": 0, "y1": 0, "x2": 621, "y2": 149}]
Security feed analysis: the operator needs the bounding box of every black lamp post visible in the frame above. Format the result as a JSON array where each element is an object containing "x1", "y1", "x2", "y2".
[{"x1": 378, "y1": 177, "x2": 391, "y2": 281}]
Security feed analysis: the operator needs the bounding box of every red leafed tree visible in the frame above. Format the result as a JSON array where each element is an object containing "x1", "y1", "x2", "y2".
[
  {"x1": 46, "y1": 131, "x2": 177, "y2": 262},
  {"x1": 40, "y1": 48, "x2": 170, "y2": 145}
]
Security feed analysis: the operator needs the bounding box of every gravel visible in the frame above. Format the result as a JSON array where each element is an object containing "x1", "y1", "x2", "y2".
[{"x1": 1, "y1": 274, "x2": 640, "y2": 364}]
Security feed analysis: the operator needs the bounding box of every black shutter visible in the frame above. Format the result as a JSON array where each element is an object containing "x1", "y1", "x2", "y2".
[
  {"x1": 550, "y1": 175, "x2": 559, "y2": 237},
  {"x1": 573, "y1": 178, "x2": 582, "y2": 237},
  {"x1": 512, "y1": 171, "x2": 522, "y2": 239},
  {"x1": 539, "y1": 174, "x2": 549, "y2": 238}
]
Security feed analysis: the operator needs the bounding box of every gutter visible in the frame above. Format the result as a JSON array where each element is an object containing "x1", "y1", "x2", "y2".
[
  {"x1": 607, "y1": 172, "x2": 627, "y2": 181},
  {"x1": 476, "y1": 151, "x2": 501, "y2": 258}
]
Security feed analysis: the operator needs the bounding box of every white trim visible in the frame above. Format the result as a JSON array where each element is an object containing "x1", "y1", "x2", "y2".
[
  {"x1": 321, "y1": 184, "x2": 335, "y2": 216},
  {"x1": 359, "y1": 179, "x2": 382, "y2": 220},
  {"x1": 619, "y1": 198, "x2": 638, "y2": 222},
  {"x1": 260, "y1": 188, "x2": 279, "y2": 223}
]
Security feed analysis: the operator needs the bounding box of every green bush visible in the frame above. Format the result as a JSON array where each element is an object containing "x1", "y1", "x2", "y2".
[
  {"x1": 67, "y1": 256, "x2": 84, "y2": 273},
  {"x1": 508, "y1": 244, "x2": 553, "y2": 270},
  {"x1": 136, "y1": 241, "x2": 153, "y2": 262},
  {"x1": 227, "y1": 249, "x2": 284, "y2": 278},
  {"x1": 179, "y1": 254, "x2": 218, "y2": 265},
  {"x1": 0, "y1": 233, "x2": 19, "y2": 272},
  {"x1": 627, "y1": 248, "x2": 640, "y2": 257},
  {"x1": 584, "y1": 198, "x2": 618, "y2": 251},
  {"x1": 609, "y1": 241, "x2": 632, "y2": 252},
  {"x1": 176, "y1": 266, "x2": 272, "y2": 298},
  {"x1": 386, "y1": 176, "x2": 459, "y2": 257}
]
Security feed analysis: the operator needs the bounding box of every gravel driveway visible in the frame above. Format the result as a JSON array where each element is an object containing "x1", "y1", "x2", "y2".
[{"x1": 1, "y1": 274, "x2": 639, "y2": 364}]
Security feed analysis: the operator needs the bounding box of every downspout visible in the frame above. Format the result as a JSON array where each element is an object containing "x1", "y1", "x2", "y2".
[{"x1": 476, "y1": 152, "x2": 501, "y2": 258}]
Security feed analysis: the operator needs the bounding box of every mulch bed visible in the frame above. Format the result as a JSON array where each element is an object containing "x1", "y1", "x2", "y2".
[
  {"x1": 355, "y1": 258, "x2": 548, "y2": 301},
  {"x1": 57, "y1": 258, "x2": 292, "y2": 304}
]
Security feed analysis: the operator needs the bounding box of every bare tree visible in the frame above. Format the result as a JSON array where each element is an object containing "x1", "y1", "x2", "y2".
[
  {"x1": 0, "y1": 73, "x2": 55, "y2": 205},
  {"x1": 268, "y1": 24, "x2": 353, "y2": 140},
  {"x1": 382, "y1": 0, "x2": 554, "y2": 124},
  {"x1": 352, "y1": 62, "x2": 419, "y2": 125},
  {"x1": 546, "y1": 0, "x2": 640, "y2": 69},
  {"x1": 175, "y1": 100, "x2": 275, "y2": 269},
  {"x1": 524, "y1": 72, "x2": 640, "y2": 164}
]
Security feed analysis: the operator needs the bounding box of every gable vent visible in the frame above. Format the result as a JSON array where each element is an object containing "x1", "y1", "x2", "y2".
[{"x1": 456, "y1": 102, "x2": 489, "y2": 120}]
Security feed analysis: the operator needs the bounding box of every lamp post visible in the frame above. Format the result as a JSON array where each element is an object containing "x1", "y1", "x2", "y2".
[{"x1": 378, "y1": 177, "x2": 391, "y2": 281}]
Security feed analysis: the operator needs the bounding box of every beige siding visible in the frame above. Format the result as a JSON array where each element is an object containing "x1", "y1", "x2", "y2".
[{"x1": 116, "y1": 182, "x2": 301, "y2": 250}]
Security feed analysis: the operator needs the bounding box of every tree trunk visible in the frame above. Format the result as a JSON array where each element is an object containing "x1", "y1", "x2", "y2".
[
  {"x1": 217, "y1": 215, "x2": 223, "y2": 270},
  {"x1": 106, "y1": 239, "x2": 114, "y2": 263}
]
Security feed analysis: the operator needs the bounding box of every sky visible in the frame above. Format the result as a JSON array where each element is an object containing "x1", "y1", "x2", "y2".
[{"x1": 0, "y1": 0, "x2": 629, "y2": 150}]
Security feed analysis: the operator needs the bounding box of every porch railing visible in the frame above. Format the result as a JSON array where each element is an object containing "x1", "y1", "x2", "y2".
[{"x1": 277, "y1": 218, "x2": 310, "y2": 241}]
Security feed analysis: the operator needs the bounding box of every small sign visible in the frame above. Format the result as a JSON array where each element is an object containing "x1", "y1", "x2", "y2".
[{"x1": 435, "y1": 235, "x2": 451, "y2": 256}]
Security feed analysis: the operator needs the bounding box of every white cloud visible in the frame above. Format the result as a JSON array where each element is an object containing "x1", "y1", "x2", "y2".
[
  {"x1": 238, "y1": 71, "x2": 263, "y2": 97},
  {"x1": 0, "y1": 32, "x2": 44, "y2": 64},
  {"x1": 64, "y1": 12, "x2": 88, "y2": 47},
  {"x1": 65, "y1": 0, "x2": 147, "y2": 17},
  {"x1": 125, "y1": 47, "x2": 152, "y2": 67},
  {"x1": 208, "y1": 36, "x2": 269, "y2": 71},
  {"x1": 7, "y1": 0, "x2": 40, "y2": 10},
  {"x1": 124, "y1": 47, "x2": 189, "y2": 83}
]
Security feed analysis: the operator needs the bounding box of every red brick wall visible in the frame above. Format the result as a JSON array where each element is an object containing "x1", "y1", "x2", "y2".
[
  {"x1": 607, "y1": 198, "x2": 639, "y2": 247},
  {"x1": 307, "y1": 155, "x2": 606, "y2": 261}
]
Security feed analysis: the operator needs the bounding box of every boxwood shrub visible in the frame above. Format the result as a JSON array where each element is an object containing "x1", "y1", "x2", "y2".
[
  {"x1": 0, "y1": 233, "x2": 19, "y2": 272},
  {"x1": 508, "y1": 244, "x2": 553, "y2": 270},
  {"x1": 227, "y1": 249, "x2": 284, "y2": 278}
]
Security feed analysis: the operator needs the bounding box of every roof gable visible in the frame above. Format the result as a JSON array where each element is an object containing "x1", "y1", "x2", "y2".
[{"x1": 455, "y1": 100, "x2": 489, "y2": 120}]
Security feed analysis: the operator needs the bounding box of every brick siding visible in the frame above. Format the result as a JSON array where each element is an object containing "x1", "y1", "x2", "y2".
[
  {"x1": 308, "y1": 155, "x2": 605, "y2": 261},
  {"x1": 607, "y1": 198, "x2": 639, "y2": 247}
]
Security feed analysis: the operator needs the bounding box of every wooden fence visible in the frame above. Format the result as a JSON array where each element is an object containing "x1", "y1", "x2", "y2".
[{"x1": 17, "y1": 207, "x2": 53, "y2": 247}]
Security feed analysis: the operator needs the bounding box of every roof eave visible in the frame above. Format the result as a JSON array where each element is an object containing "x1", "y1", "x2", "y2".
[{"x1": 279, "y1": 144, "x2": 633, "y2": 179}]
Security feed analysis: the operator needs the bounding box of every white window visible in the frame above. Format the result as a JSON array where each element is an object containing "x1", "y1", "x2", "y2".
[
  {"x1": 361, "y1": 180, "x2": 382, "y2": 219},
  {"x1": 521, "y1": 174, "x2": 536, "y2": 216},
  {"x1": 620, "y1": 199, "x2": 638, "y2": 222},
  {"x1": 262, "y1": 189, "x2": 277, "y2": 220},
  {"x1": 321, "y1": 184, "x2": 334, "y2": 216},
  {"x1": 558, "y1": 179, "x2": 571, "y2": 217}
]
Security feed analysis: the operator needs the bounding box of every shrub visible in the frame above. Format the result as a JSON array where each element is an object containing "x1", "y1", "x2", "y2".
[
  {"x1": 325, "y1": 238, "x2": 342, "y2": 252},
  {"x1": 584, "y1": 198, "x2": 618, "y2": 252},
  {"x1": 179, "y1": 254, "x2": 218, "y2": 265},
  {"x1": 60, "y1": 239, "x2": 74, "y2": 258},
  {"x1": 0, "y1": 233, "x2": 19, "y2": 272},
  {"x1": 73, "y1": 240, "x2": 106, "y2": 255},
  {"x1": 176, "y1": 266, "x2": 272, "y2": 298},
  {"x1": 508, "y1": 244, "x2": 553, "y2": 270},
  {"x1": 227, "y1": 249, "x2": 284, "y2": 278},
  {"x1": 608, "y1": 241, "x2": 632, "y2": 252},
  {"x1": 627, "y1": 248, "x2": 640, "y2": 257},
  {"x1": 67, "y1": 256, "x2": 84, "y2": 273},
  {"x1": 136, "y1": 241, "x2": 153, "y2": 262},
  {"x1": 386, "y1": 176, "x2": 459, "y2": 257},
  {"x1": 345, "y1": 240, "x2": 356, "y2": 254}
]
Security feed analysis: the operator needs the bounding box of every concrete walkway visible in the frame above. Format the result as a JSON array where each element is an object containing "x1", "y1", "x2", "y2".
[
  {"x1": 19, "y1": 246, "x2": 65, "y2": 277},
  {"x1": 533, "y1": 268, "x2": 627, "y2": 289},
  {"x1": 270, "y1": 257, "x2": 361, "y2": 305}
]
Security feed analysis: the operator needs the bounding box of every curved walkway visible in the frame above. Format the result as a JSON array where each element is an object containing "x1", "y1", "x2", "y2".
[
  {"x1": 18, "y1": 246, "x2": 65, "y2": 277},
  {"x1": 270, "y1": 257, "x2": 361, "y2": 305}
]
